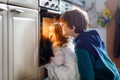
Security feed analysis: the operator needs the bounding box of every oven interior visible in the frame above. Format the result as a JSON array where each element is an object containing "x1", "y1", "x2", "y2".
[{"x1": 39, "y1": 8, "x2": 61, "y2": 66}]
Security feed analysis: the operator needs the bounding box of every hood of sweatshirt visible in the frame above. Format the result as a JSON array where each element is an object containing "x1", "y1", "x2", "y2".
[
  {"x1": 75, "y1": 30, "x2": 104, "y2": 48},
  {"x1": 74, "y1": 30, "x2": 105, "y2": 60}
]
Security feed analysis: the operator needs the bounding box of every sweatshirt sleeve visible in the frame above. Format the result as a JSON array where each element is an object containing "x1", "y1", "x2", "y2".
[
  {"x1": 51, "y1": 49, "x2": 64, "y2": 66},
  {"x1": 75, "y1": 49, "x2": 95, "y2": 80}
]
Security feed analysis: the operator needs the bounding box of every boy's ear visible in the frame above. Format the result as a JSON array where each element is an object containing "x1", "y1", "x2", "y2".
[{"x1": 71, "y1": 26, "x2": 75, "y2": 32}]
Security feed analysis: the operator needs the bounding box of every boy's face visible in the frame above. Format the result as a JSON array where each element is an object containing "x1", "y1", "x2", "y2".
[{"x1": 60, "y1": 22, "x2": 74, "y2": 37}]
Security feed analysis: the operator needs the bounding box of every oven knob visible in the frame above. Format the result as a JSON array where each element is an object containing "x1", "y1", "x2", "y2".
[
  {"x1": 65, "y1": 8, "x2": 68, "y2": 10},
  {"x1": 55, "y1": 5, "x2": 58, "y2": 8},
  {"x1": 55, "y1": 5, "x2": 59, "y2": 10},
  {"x1": 51, "y1": 4, "x2": 55, "y2": 7},
  {"x1": 44, "y1": 2, "x2": 49, "y2": 6}
]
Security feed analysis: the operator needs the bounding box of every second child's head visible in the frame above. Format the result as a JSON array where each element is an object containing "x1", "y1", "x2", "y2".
[
  {"x1": 60, "y1": 9, "x2": 89, "y2": 37},
  {"x1": 49, "y1": 23, "x2": 69, "y2": 48}
]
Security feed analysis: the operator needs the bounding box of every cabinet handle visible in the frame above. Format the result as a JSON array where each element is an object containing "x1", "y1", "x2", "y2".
[
  {"x1": 10, "y1": 9, "x2": 24, "y2": 13},
  {"x1": 0, "y1": 7, "x2": 8, "y2": 11}
]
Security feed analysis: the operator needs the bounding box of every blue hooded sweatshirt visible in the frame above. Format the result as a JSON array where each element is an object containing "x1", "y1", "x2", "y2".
[{"x1": 74, "y1": 30, "x2": 120, "y2": 80}]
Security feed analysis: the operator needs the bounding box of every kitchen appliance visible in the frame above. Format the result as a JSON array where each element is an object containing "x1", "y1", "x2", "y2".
[
  {"x1": 39, "y1": 1, "x2": 61, "y2": 79},
  {"x1": 39, "y1": 6, "x2": 61, "y2": 67},
  {"x1": 39, "y1": 0, "x2": 82, "y2": 67},
  {"x1": 39, "y1": 0, "x2": 84, "y2": 79}
]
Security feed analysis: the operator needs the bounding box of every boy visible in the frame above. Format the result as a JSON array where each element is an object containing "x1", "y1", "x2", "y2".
[{"x1": 60, "y1": 9, "x2": 120, "y2": 80}]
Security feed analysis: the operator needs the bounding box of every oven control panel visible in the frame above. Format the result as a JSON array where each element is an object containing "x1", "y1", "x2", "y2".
[
  {"x1": 40, "y1": 0, "x2": 59, "y2": 11},
  {"x1": 59, "y1": 0, "x2": 81, "y2": 13},
  {"x1": 60, "y1": 0, "x2": 73, "y2": 12}
]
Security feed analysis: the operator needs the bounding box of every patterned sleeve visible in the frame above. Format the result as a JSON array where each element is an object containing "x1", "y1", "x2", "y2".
[{"x1": 51, "y1": 48, "x2": 65, "y2": 66}]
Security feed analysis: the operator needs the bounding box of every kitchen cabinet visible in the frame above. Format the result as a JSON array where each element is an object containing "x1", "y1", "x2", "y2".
[
  {"x1": 8, "y1": 0, "x2": 38, "y2": 9},
  {"x1": 8, "y1": 5, "x2": 39, "y2": 80},
  {"x1": 0, "y1": 0, "x2": 39, "y2": 80},
  {"x1": 0, "y1": 0, "x2": 7, "y2": 3},
  {"x1": 0, "y1": 3, "x2": 8, "y2": 80}
]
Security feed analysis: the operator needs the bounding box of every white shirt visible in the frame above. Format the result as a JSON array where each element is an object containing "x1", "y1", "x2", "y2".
[{"x1": 45, "y1": 45, "x2": 80, "y2": 80}]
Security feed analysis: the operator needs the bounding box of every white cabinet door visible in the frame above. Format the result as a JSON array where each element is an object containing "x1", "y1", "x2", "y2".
[
  {"x1": 0, "y1": 3, "x2": 8, "y2": 80},
  {"x1": 0, "y1": 0, "x2": 7, "y2": 3},
  {"x1": 8, "y1": 5, "x2": 39, "y2": 80},
  {"x1": 8, "y1": 0, "x2": 38, "y2": 9}
]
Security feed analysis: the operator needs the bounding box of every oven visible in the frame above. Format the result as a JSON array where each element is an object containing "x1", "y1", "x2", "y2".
[
  {"x1": 38, "y1": 0, "x2": 81, "y2": 67},
  {"x1": 39, "y1": 0, "x2": 61, "y2": 67},
  {"x1": 38, "y1": 0, "x2": 82, "y2": 79}
]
